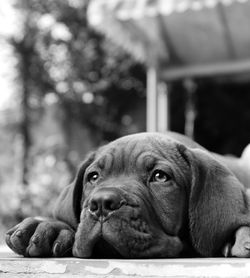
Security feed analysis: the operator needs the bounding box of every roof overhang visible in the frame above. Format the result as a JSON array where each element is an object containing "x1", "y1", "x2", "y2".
[{"x1": 88, "y1": 0, "x2": 250, "y2": 80}]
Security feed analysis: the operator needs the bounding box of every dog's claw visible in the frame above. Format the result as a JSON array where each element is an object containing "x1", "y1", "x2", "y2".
[
  {"x1": 244, "y1": 242, "x2": 250, "y2": 250},
  {"x1": 222, "y1": 243, "x2": 231, "y2": 257},
  {"x1": 53, "y1": 243, "x2": 60, "y2": 254},
  {"x1": 31, "y1": 235, "x2": 39, "y2": 245}
]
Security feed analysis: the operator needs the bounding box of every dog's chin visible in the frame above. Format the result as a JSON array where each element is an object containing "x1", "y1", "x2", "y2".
[
  {"x1": 73, "y1": 209, "x2": 183, "y2": 258},
  {"x1": 72, "y1": 221, "x2": 149, "y2": 258},
  {"x1": 73, "y1": 227, "x2": 183, "y2": 258}
]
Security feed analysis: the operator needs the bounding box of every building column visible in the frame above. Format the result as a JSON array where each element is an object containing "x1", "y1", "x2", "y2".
[
  {"x1": 184, "y1": 79, "x2": 196, "y2": 139},
  {"x1": 157, "y1": 82, "x2": 169, "y2": 132},
  {"x1": 146, "y1": 67, "x2": 169, "y2": 132},
  {"x1": 146, "y1": 66, "x2": 158, "y2": 132}
]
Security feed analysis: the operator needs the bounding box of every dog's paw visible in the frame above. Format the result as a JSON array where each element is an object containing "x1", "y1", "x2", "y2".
[
  {"x1": 5, "y1": 217, "x2": 75, "y2": 257},
  {"x1": 222, "y1": 226, "x2": 250, "y2": 257}
]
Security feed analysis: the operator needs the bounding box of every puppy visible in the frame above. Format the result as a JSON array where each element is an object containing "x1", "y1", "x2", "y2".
[{"x1": 6, "y1": 132, "x2": 250, "y2": 258}]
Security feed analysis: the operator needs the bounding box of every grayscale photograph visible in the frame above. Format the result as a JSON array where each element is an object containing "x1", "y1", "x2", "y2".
[{"x1": 0, "y1": 0, "x2": 250, "y2": 277}]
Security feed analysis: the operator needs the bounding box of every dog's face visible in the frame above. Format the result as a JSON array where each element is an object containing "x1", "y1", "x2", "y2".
[
  {"x1": 56, "y1": 133, "x2": 249, "y2": 258},
  {"x1": 73, "y1": 133, "x2": 189, "y2": 258}
]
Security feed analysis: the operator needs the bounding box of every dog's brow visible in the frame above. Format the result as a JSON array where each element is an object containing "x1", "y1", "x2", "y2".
[
  {"x1": 144, "y1": 156, "x2": 157, "y2": 171},
  {"x1": 135, "y1": 152, "x2": 158, "y2": 171},
  {"x1": 97, "y1": 157, "x2": 105, "y2": 169},
  {"x1": 97, "y1": 153, "x2": 114, "y2": 170}
]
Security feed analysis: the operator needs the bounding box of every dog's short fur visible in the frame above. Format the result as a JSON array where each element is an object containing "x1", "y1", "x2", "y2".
[{"x1": 6, "y1": 132, "x2": 250, "y2": 258}]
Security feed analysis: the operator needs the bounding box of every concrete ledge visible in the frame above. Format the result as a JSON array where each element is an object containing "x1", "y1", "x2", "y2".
[{"x1": 1, "y1": 249, "x2": 250, "y2": 277}]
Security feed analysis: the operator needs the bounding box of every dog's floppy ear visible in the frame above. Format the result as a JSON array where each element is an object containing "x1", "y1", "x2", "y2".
[
  {"x1": 182, "y1": 147, "x2": 250, "y2": 257},
  {"x1": 53, "y1": 152, "x2": 96, "y2": 229}
]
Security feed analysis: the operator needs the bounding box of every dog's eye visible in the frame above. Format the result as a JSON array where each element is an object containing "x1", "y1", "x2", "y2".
[
  {"x1": 87, "y1": 172, "x2": 99, "y2": 183},
  {"x1": 150, "y1": 170, "x2": 170, "y2": 183}
]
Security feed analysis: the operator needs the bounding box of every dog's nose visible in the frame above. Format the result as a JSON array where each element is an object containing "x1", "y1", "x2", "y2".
[{"x1": 89, "y1": 189, "x2": 124, "y2": 218}]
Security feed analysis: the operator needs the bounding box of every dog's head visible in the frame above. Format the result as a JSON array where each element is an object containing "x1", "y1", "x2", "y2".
[{"x1": 54, "y1": 133, "x2": 250, "y2": 258}]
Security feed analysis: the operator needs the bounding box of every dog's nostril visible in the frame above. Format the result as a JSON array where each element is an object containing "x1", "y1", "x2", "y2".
[
  {"x1": 89, "y1": 189, "x2": 124, "y2": 217},
  {"x1": 89, "y1": 200, "x2": 99, "y2": 213},
  {"x1": 104, "y1": 200, "x2": 116, "y2": 211}
]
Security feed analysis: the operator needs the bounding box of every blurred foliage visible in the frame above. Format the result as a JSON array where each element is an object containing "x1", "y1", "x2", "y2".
[
  {"x1": 12, "y1": 0, "x2": 146, "y2": 141},
  {"x1": 0, "y1": 0, "x2": 146, "y2": 238}
]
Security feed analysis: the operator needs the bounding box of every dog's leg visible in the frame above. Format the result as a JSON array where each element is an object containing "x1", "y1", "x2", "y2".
[{"x1": 239, "y1": 144, "x2": 250, "y2": 188}]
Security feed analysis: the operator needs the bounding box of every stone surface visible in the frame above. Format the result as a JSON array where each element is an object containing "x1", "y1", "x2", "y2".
[{"x1": 1, "y1": 248, "x2": 250, "y2": 277}]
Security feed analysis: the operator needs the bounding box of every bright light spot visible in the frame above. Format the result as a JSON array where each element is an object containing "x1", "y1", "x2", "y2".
[
  {"x1": 82, "y1": 92, "x2": 94, "y2": 104},
  {"x1": 40, "y1": 174, "x2": 53, "y2": 186},
  {"x1": 38, "y1": 14, "x2": 72, "y2": 42},
  {"x1": 45, "y1": 155, "x2": 56, "y2": 167},
  {"x1": 73, "y1": 81, "x2": 86, "y2": 93},
  {"x1": 37, "y1": 14, "x2": 56, "y2": 30},
  {"x1": 67, "y1": 0, "x2": 85, "y2": 8},
  {"x1": 44, "y1": 93, "x2": 58, "y2": 105},
  {"x1": 56, "y1": 82, "x2": 69, "y2": 94},
  {"x1": 51, "y1": 23, "x2": 72, "y2": 41}
]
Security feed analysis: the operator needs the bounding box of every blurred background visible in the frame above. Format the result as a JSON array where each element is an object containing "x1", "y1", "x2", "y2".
[{"x1": 1, "y1": 0, "x2": 250, "y2": 244}]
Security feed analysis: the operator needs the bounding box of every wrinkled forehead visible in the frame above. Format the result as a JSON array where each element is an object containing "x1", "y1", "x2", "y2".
[{"x1": 93, "y1": 133, "x2": 183, "y2": 171}]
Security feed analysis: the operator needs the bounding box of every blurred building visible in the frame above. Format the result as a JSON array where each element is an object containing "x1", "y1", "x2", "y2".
[{"x1": 88, "y1": 0, "x2": 250, "y2": 141}]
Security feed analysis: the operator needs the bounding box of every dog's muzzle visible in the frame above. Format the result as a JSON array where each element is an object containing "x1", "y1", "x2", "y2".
[{"x1": 73, "y1": 187, "x2": 183, "y2": 258}]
